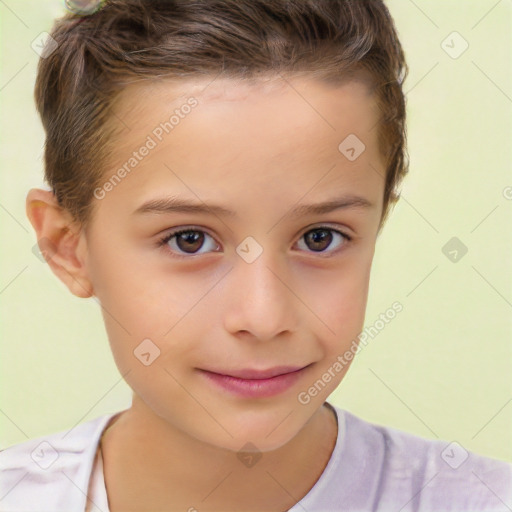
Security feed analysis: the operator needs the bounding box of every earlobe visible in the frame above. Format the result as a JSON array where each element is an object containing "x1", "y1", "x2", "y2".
[{"x1": 26, "y1": 188, "x2": 94, "y2": 298}]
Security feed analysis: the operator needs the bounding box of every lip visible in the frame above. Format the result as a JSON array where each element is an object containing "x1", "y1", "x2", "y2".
[{"x1": 198, "y1": 365, "x2": 311, "y2": 398}]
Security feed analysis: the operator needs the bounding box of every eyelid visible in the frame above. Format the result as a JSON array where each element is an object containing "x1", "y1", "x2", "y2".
[
  {"x1": 301, "y1": 222, "x2": 354, "y2": 238},
  {"x1": 158, "y1": 225, "x2": 220, "y2": 257},
  {"x1": 295, "y1": 224, "x2": 353, "y2": 257}
]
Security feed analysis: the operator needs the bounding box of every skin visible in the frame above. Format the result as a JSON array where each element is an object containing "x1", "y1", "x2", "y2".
[{"x1": 26, "y1": 75, "x2": 385, "y2": 511}]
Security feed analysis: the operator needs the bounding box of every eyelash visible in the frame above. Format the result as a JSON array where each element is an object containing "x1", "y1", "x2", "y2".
[{"x1": 157, "y1": 225, "x2": 353, "y2": 259}]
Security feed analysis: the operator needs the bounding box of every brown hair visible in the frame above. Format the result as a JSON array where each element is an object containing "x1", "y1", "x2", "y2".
[{"x1": 34, "y1": 0, "x2": 408, "y2": 231}]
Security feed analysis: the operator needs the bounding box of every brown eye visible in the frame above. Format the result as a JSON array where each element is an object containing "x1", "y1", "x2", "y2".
[
  {"x1": 160, "y1": 228, "x2": 219, "y2": 256},
  {"x1": 297, "y1": 227, "x2": 350, "y2": 255},
  {"x1": 304, "y1": 229, "x2": 332, "y2": 252},
  {"x1": 174, "y1": 230, "x2": 205, "y2": 253}
]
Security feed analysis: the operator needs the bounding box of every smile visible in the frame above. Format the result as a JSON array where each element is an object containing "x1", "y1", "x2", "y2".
[{"x1": 198, "y1": 365, "x2": 311, "y2": 398}]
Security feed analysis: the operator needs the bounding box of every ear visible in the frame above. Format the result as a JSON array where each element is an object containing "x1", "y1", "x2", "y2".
[{"x1": 26, "y1": 188, "x2": 94, "y2": 298}]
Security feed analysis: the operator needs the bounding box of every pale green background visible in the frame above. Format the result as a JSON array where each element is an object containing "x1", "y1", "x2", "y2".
[{"x1": 1, "y1": 1, "x2": 511, "y2": 462}]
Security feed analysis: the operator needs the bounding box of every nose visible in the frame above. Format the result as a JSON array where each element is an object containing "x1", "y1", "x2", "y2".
[{"x1": 223, "y1": 251, "x2": 299, "y2": 342}]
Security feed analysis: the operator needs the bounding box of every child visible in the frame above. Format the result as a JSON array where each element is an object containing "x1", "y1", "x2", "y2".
[{"x1": 1, "y1": 0, "x2": 511, "y2": 510}]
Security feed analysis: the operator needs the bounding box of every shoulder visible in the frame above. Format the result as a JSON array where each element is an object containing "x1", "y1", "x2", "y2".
[
  {"x1": 0, "y1": 412, "x2": 120, "y2": 512},
  {"x1": 335, "y1": 407, "x2": 512, "y2": 511}
]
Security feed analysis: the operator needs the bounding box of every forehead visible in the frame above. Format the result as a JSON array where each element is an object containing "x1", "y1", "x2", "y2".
[
  {"x1": 114, "y1": 73, "x2": 377, "y2": 119},
  {"x1": 110, "y1": 74, "x2": 381, "y2": 164},
  {"x1": 99, "y1": 75, "x2": 384, "y2": 219}
]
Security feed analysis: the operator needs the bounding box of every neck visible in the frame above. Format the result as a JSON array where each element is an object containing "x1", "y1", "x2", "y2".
[{"x1": 100, "y1": 398, "x2": 338, "y2": 512}]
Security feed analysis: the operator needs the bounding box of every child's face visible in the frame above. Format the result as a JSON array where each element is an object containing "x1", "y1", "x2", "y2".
[{"x1": 80, "y1": 76, "x2": 384, "y2": 451}]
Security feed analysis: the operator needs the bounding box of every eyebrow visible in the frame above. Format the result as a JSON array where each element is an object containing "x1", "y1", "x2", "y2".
[{"x1": 133, "y1": 194, "x2": 374, "y2": 219}]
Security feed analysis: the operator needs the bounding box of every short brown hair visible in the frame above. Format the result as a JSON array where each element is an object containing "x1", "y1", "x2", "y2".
[{"x1": 35, "y1": 0, "x2": 408, "y2": 231}]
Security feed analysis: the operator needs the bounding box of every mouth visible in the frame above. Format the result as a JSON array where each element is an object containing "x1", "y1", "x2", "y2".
[{"x1": 197, "y1": 364, "x2": 312, "y2": 398}]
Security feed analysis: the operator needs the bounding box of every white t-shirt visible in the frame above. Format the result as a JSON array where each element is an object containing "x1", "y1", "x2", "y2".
[{"x1": 1, "y1": 403, "x2": 512, "y2": 511}]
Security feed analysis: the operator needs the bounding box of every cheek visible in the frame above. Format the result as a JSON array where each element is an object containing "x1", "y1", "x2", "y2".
[
  {"x1": 89, "y1": 240, "x2": 188, "y2": 330},
  {"x1": 297, "y1": 264, "x2": 371, "y2": 405},
  {"x1": 306, "y1": 255, "x2": 372, "y2": 342},
  {"x1": 86, "y1": 251, "x2": 180, "y2": 371}
]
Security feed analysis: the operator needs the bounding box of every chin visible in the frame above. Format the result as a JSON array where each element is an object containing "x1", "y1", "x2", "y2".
[
  {"x1": 209, "y1": 430, "x2": 297, "y2": 454},
  {"x1": 219, "y1": 411, "x2": 309, "y2": 453}
]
